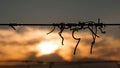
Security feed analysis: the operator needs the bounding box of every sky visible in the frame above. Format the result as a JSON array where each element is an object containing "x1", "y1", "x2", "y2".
[
  {"x1": 0, "y1": 0, "x2": 120, "y2": 23},
  {"x1": 0, "y1": 0, "x2": 120, "y2": 68}
]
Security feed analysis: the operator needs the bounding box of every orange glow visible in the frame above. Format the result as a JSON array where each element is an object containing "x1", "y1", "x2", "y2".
[
  {"x1": 0, "y1": 28, "x2": 120, "y2": 62},
  {"x1": 36, "y1": 41, "x2": 59, "y2": 56}
]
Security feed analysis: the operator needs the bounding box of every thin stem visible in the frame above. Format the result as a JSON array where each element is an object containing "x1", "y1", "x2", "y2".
[
  {"x1": 47, "y1": 26, "x2": 56, "y2": 35},
  {"x1": 72, "y1": 29, "x2": 81, "y2": 55},
  {"x1": 58, "y1": 29, "x2": 64, "y2": 45},
  {"x1": 90, "y1": 26, "x2": 98, "y2": 54}
]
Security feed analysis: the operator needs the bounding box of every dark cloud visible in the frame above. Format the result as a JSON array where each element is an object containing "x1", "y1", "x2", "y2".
[
  {"x1": 0, "y1": 58, "x2": 119, "y2": 68},
  {"x1": 36, "y1": 54, "x2": 64, "y2": 62}
]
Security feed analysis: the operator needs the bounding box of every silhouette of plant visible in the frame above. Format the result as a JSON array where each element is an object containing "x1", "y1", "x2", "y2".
[
  {"x1": 71, "y1": 28, "x2": 81, "y2": 55},
  {"x1": 47, "y1": 19, "x2": 106, "y2": 55}
]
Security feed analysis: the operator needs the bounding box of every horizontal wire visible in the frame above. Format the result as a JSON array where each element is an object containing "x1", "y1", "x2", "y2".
[{"x1": 0, "y1": 23, "x2": 120, "y2": 26}]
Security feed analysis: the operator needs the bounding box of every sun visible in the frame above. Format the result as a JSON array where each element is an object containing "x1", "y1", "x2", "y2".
[{"x1": 36, "y1": 41, "x2": 59, "y2": 55}]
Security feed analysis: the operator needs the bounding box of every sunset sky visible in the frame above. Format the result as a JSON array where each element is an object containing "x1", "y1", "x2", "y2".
[{"x1": 0, "y1": 0, "x2": 120, "y2": 68}]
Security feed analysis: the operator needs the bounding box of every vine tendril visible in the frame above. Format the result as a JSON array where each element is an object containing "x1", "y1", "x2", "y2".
[
  {"x1": 47, "y1": 25, "x2": 56, "y2": 35},
  {"x1": 71, "y1": 28, "x2": 81, "y2": 55},
  {"x1": 46, "y1": 19, "x2": 106, "y2": 55}
]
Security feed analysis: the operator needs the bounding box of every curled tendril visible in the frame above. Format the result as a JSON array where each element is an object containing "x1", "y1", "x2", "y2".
[
  {"x1": 47, "y1": 23, "x2": 67, "y2": 45},
  {"x1": 57, "y1": 23, "x2": 66, "y2": 45},
  {"x1": 98, "y1": 19, "x2": 106, "y2": 33},
  {"x1": 88, "y1": 25, "x2": 99, "y2": 37},
  {"x1": 99, "y1": 28, "x2": 106, "y2": 33},
  {"x1": 58, "y1": 28, "x2": 64, "y2": 45},
  {"x1": 71, "y1": 28, "x2": 81, "y2": 55},
  {"x1": 83, "y1": 21, "x2": 99, "y2": 54},
  {"x1": 98, "y1": 24, "x2": 106, "y2": 33},
  {"x1": 90, "y1": 25, "x2": 98, "y2": 54},
  {"x1": 47, "y1": 25, "x2": 56, "y2": 35},
  {"x1": 85, "y1": 21, "x2": 106, "y2": 54}
]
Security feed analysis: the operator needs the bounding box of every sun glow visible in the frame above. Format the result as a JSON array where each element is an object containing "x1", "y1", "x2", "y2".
[{"x1": 36, "y1": 41, "x2": 59, "y2": 55}]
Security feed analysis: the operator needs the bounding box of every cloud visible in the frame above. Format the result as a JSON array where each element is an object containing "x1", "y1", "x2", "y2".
[
  {"x1": 0, "y1": 27, "x2": 46, "y2": 60},
  {"x1": 0, "y1": 27, "x2": 120, "y2": 64}
]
